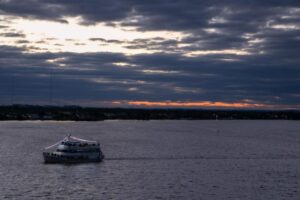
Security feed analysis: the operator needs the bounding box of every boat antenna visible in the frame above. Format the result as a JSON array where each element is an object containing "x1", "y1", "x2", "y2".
[
  {"x1": 48, "y1": 67, "x2": 53, "y2": 105},
  {"x1": 10, "y1": 73, "x2": 15, "y2": 105}
]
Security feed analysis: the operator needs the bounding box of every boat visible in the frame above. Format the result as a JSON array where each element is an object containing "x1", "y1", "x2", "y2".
[{"x1": 43, "y1": 135, "x2": 104, "y2": 163}]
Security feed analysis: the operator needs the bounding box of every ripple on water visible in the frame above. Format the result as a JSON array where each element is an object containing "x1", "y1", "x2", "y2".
[{"x1": 0, "y1": 120, "x2": 299, "y2": 200}]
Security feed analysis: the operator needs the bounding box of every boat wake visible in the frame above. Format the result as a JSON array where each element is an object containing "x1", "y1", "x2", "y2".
[{"x1": 105, "y1": 155, "x2": 300, "y2": 161}]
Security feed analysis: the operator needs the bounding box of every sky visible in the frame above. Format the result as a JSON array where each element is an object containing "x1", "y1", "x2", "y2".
[{"x1": 0, "y1": 0, "x2": 300, "y2": 109}]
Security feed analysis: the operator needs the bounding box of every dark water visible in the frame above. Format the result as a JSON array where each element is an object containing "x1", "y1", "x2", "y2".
[{"x1": 0, "y1": 120, "x2": 300, "y2": 199}]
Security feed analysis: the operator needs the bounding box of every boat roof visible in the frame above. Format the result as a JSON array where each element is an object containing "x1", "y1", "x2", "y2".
[
  {"x1": 45, "y1": 135, "x2": 98, "y2": 150},
  {"x1": 65, "y1": 135, "x2": 98, "y2": 143}
]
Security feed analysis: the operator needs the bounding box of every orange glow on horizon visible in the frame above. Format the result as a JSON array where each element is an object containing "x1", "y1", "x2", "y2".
[{"x1": 124, "y1": 101, "x2": 270, "y2": 108}]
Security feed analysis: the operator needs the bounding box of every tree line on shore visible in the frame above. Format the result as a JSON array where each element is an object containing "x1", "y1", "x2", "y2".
[{"x1": 0, "y1": 105, "x2": 299, "y2": 121}]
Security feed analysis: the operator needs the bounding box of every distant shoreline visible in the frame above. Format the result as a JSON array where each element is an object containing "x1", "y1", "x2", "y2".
[{"x1": 0, "y1": 105, "x2": 299, "y2": 121}]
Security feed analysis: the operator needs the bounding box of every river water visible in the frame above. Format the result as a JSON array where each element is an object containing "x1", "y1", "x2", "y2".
[{"x1": 0, "y1": 120, "x2": 299, "y2": 199}]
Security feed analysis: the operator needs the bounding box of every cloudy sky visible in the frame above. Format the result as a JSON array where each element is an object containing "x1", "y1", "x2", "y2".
[{"x1": 0, "y1": 0, "x2": 299, "y2": 109}]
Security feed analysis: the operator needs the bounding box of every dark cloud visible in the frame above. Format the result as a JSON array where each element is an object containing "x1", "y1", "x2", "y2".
[
  {"x1": 0, "y1": 44, "x2": 299, "y2": 107},
  {"x1": 89, "y1": 38, "x2": 123, "y2": 44},
  {"x1": 125, "y1": 38, "x2": 178, "y2": 52},
  {"x1": 0, "y1": 0, "x2": 67, "y2": 23},
  {"x1": 0, "y1": 1, "x2": 300, "y2": 108},
  {"x1": 0, "y1": 32, "x2": 25, "y2": 37},
  {"x1": 0, "y1": 0, "x2": 298, "y2": 29},
  {"x1": 15, "y1": 40, "x2": 29, "y2": 44}
]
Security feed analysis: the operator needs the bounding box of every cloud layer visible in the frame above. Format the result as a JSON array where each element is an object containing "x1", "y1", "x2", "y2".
[{"x1": 0, "y1": 0, "x2": 299, "y2": 108}]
